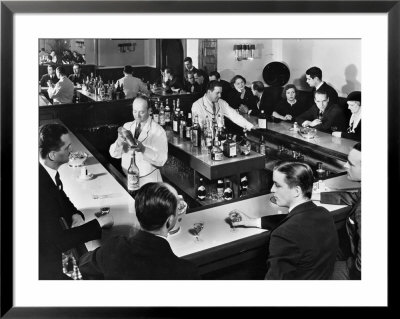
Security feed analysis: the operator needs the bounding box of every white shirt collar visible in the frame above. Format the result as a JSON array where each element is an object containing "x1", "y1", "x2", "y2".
[
  {"x1": 39, "y1": 160, "x2": 58, "y2": 186},
  {"x1": 315, "y1": 81, "x2": 325, "y2": 90}
]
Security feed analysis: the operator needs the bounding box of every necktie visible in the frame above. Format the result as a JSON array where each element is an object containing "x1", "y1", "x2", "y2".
[
  {"x1": 55, "y1": 171, "x2": 63, "y2": 191},
  {"x1": 212, "y1": 102, "x2": 217, "y2": 116},
  {"x1": 134, "y1": 123, "x2": 141, "y2": 139}
]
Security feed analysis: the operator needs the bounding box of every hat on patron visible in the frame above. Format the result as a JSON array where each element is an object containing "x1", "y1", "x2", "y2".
[{"x1": 347, "y1": 91, "x2": 361, "y2": 103}]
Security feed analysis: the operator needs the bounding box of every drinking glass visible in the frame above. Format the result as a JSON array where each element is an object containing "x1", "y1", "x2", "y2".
[
  {"x1": 228, "y1": 210, "x2": 242, "y2": 232},
  {"x1": 191, "y1": 222, "x2": 204, "y2": 242}
]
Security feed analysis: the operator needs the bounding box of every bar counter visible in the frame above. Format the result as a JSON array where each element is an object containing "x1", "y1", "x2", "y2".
[{"x1": 42, "y1": 119, "x2": 353, "y2": 278}]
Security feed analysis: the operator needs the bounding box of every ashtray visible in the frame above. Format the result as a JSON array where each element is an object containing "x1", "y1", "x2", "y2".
[{"x1": 298, "y1": 127, "x2": 317, "y2": 139}]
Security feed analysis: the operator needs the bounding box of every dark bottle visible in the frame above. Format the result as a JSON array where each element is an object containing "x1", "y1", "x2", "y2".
[
  {"x1": 217, "y1": 179, "x2": 224, "y2": 199},
  {"x1": 153, "y1": 100, "x2": 160, "y2": 124},
  {"x1": 191, "y1": 115, "x2": 202, "y2": 147},
  {"x1": 197, "y1": 177, "x2": 206, "y2": 201},
  {"x1": 185, "y1": 112, "x2": 192, "y2": 140},
  {"x1": 239, "y1": 175, "x2": 249, "y2": 197},
  {"x1": 223, "y1": 133, "x2": 237, "y2": 158},
  {"x1": 258, "y1": 109, "x2": 267, "y2": 130},
  {"x1": 239, "y1": 129, "x2": 251, "y2": 156},
  {"x1": 223, "y1": 179, "x2": 233, "y2": 200},
  {"x1": 259, "y1": 135, "x2": 266, "y2": 155},
  {"x1": 316, "y1": 162, "x2": 326, "y2": 179},
  {"x1": 159, "y1": 101, "x2": 165, "y2": 127},
  {"x1": 172, "y1": 108, "x2": 180, "y2": 134},
  {"x1": 116, "y1": 81, "x2": 121, "y2": 100},
  {"x1": 164, "y1": 102, "x2": 171, "y2": 127},
  {"x1": 127, "y1": 151, "x2": 140, "y2": 195},
  {"x1": 179, "y1": 111, "x2": 186, "y2": 138},
  {"x1": 120, "y1": 83, "x2": 125, "y2": 99},
  {"x1": 210, "y1": 137, "x2": 223, "y2": 161}
]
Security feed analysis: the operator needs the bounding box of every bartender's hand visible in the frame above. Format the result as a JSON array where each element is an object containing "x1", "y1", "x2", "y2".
[
  {"x1": 135, "y1": 140, "x2": 145, "y2": 153},
  {"x1": 250, "y1": 124, "x2": 259, "y2": 130},
  {"x1": 284, "y1": 114, "x2": 293, "y2": 121},
  {"x1": 47, "y1": 80, "x2": 53, "y2": 88},
  {"x1": 309, "y1": 119, "x2": 322, "y2": 127},
  {"x1": 97, "y1": 213, "x2": 114, "y2": 229},
  {"x1": 230, "y1": 211, "x2": 260, "y2": 228},
  {"x1": 71, "y1": 213, "x2": 84, "y2": 228},
  {"x1": 238, "y1": 104, "x2": 249, "y2": 115}
]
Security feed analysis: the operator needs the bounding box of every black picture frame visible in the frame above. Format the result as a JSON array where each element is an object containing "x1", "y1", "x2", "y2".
[{"x1": 1, "y1": 1, "x2": 396, "y2": 317}]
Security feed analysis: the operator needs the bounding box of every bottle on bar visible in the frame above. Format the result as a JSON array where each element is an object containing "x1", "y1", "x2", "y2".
[
  {"x1": 216, "y1": 114, "x2": 227, "y2": 144},
  {"x1": 258, "y1": 109, "x2": 267, "y2": 130},
  {"x1": 164, "y1": 101, "x2": 171, "y2": 127},
  {"x1": 172, "y1": 107, "x2": 180, "y2": 134},
  {"x1": 259, "y1": 135, "x2": 266, "y2": 155},
  {"x1": 153, "y1": 100, "x2": 160, "y2": 124},
  {"x1": 110, "y1": 80, "x2": 116, "y2": 100},
  {"x1": 179, "y1": 111, "x2": 186, "y2": 138},
  {"x1": 223, "y1": 179, "x2": 233, "y2": 200},
  {"x1": 217, "y1": 179, "x2": 224, "y2": 199},
  {"x1": 204, "y1": 116, "x2": 213, "y2": 151},
  {"x1": 239, "y1": 175, "x2": 249, "y2": 197},
  {"x1": 239, "y1": 129, "x2": 251, "y2": 156},
  {"x1": 127, "y1": 151, "x2": 140, "y2": 195},
  {"x1": 197, "y1": 177, "x2": 206, "y2": 201},
  {"x1": 116, "y1": 81, "x2": 121, "y2": 100},
  {"x1": 120, "y1": 83, "x2": 125, "y2": 99},
  {"x1": 159, "y1": 101, "x2": 165, "y2": 127},
  {"x1": 223, "y1": 133, "x2": 237, "y2": 158},
  {"x1": 185, "y1": 112, "x2": 192, "y2": 140},
  {"x1": 211, "y1": 136, "x2": 223, "y2": 161},
  {"x1": 191, "y1": 114, "x2": 202, "y2": 147}
]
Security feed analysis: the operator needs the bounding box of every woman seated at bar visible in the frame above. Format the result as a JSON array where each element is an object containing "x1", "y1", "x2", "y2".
[
  {"x1": 232, "y1": 162, "x2": 338, "y2": 280},
  {"x1": 226, "y1": 75, "x2": 258, "y2": 116},
  {"x1": 332, "y1": 91, "x2": 361, "y2": 141},
  {"x1": 272, "y1": 84, "x2": 310, "y2": 122}
]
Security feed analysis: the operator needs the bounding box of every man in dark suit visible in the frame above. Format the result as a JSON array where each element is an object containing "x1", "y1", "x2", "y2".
[
  {"x1": 68, "y1": 63, "x2": 86, "y2": 85},
  {"x1": 305, "y1": 66, "x2": 339, "y2": 105},
  {"x1": 39, "y1": 123, "x2": 113, "y2": 279},
  {"x1": 40, "y1": 64, "x2": 59, "y2": 87},
  {"x1": 233, "y1": 162, "x2": 338, "y2": 280},
  {"x1": 250, "y1": 81, "x2": 275, "y2": 117},
  {"x1": 296, "y1": 89, "x2": 347, "y2": 133},
  {"x1": 79, "y1": 182, "x2": 201, "y2": 280},
  {"x1": 209, "y1": 71, "x2": 231, "y2": 101},
  {"x1": 183, "y1": 56, "x2": 198, "y2": 83}
]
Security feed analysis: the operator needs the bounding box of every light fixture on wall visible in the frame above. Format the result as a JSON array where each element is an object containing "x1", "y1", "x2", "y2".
[
  {"x1": 118, "y1": 42, "x2": 137, "y2": 53},
  {"x1": 234, "y1": 44, "x2": 255, "y2": 61}
]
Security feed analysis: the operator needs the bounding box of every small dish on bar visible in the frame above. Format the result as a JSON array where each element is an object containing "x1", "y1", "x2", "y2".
[
  {"x1": 298, "y1": 127, "x2": 317, "y2": 139},
  {"x1": 69, "y1": 151, "x2": 88, "y2": 167}
]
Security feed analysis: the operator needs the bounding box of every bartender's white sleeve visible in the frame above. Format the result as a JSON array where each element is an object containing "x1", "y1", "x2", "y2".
[
  {"x1": 109, "y1": 122, "x2": 131, "y2": 158},
  {"x1": 220, "y1": 99, "x2": 254, "y2": 131},
  {"x1": 141, "y1": 127, "x2": 168, "y2": 167}
]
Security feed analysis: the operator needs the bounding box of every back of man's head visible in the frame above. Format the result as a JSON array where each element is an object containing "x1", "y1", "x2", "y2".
[
  {"x1": 306, "y1": 66, "x2": 322, "y2": 80},
  {"x1": 209, "y1": 71, "x2": 221, "y2": 80},
  {"x1": 252, "y1": 81, "x2": 264, "y2": 93},
  {"x1": 135, "y1": 183, "x2": 178, "y2": 231},
  {"x1": 56, "y1": 66, "x2": 66, "y2": 76},
  {"x1": 39, "y1": 123, "x2": 68, "y2": 159},
  {"x1": 124, "y1": 65, "x2": 133, "y2": 74}
]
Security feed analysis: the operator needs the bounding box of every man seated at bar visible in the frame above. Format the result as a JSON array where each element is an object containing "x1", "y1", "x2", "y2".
[
  {"x1": 183, "y1": 56, "x2": 198, "y2": 83},
  {"x1": 47, "y1": 66, "x2": 75, "y2": 104},
  {"x1": 193, "y1": 69, "x2": 209, "y2": 96},
  {"x1": 332, "y1": 91, "x2": 361, "y2": 141},
  {"x1": 115, "y1": 65, "x2": 149, "y2": 99},
  {"x1": 313, "y1": 142, "x2": 361, "y2": 280},
  {"x1": 271, "y1": 84, "x2": 310, "y2": 122},
  {"x1": 40, "y1": 64, "x2": 59, "y2": 87},
  {"x1": 109, "y1": 96, "x2": 168, "y2": 187},
  {"x1": 191, "y1": 80, "x2": 256, "y2": 131},
  {"x1": 209, "y1": 71, "x2": 231, "y2": 101},
  {"x1": 182, "y1": 71, "x2": 198, "y2": 93},
  {"x1": 72, "y1": 51, "x2": 85, "y2": 64},
  {"x1": 78, "y1": 182, "x2": 201, "y2": 280},
  {"x1": 232, "y1": 162, "x2": 338, "y2": 279},
  {"x1": 68, "y1": 63, "x2": 86, "y2": 86},
  {"x1": 162, "y1": 67, "x2": 183, "y2": 93},
  {"x1": 306, "y1": 66, "x2": 339, "y2": 105},
  {"x1": 39, "y1": 123, "x2": 114, "y2": 279},
  {"x1": 296, "y1": 89, "x2": 347, "y2": 133},
  {"x1": 251, "y1": 81, "x2": 274, "y2": 118}
]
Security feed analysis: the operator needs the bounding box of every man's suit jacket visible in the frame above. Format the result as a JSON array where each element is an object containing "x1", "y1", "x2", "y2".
[
  {"x1": 39, "y1": 164, "x2": 101, "y2": 279},
  {"x1": 262, "y1": 201, "x2": 338, "y2": 280},
  {"x1": 296, "y1": 103, "x2": 347, "y2": 133},
  {"x1": 40, "y1": 74, "x2": 59, "y2": 87},
  {"x1": 313, "y1": 82, "x2": 339, "y2": 105},
  {"x1": 78, "y1": 230, "x2": 201, "y2": 280},
  {"x1": 68, "y1": 73, "x2": 86, "y2": 85}
]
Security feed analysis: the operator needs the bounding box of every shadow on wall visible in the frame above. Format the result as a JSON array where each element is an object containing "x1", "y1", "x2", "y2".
[
  {"x1": 342, "y1": 64, "x2": 361, "y2": 95},
  {"x1": 219, "y1": 69, "x2": 236, "y2": 82},
  {"x1": 293, "y1": 74, "x2": 310, "y2": 91}
]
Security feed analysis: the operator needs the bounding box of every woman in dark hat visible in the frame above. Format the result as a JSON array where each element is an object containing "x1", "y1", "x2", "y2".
[{"x1": 332, "y1": 91, "x2": 361, "y2": 141}]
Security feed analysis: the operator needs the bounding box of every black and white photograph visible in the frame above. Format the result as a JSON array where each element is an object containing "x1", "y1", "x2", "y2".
[{"x1": 2, "y1": 0, "x2": 395, "y2": 316}]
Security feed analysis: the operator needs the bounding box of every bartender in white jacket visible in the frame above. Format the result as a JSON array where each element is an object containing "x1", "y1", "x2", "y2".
[
  {"x1": 191, "y1": 80, "x2": 257, "y2": 131},
  {"x1": 109, "y1": 96, "x2": 168, "y2": 188}
]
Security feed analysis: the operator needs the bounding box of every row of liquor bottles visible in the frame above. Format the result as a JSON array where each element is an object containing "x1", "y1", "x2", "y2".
[{"x1": 196, "y1": 175, "x2": 249, "y2": 201}]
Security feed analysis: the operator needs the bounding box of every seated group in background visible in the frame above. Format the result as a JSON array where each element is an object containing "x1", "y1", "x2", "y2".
[
  {"x1": 183, "y1": 71, "x2": 198, "y2": 93},
  {"x1": 193, "y1": 69, "x2": 209, "y2": 96},
  {"x1": 272, "y1": 84, "x2": 310, "y2": 122}
]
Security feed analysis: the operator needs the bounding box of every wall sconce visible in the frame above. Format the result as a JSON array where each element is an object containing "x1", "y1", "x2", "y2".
[
  {"x1": 234, "y1": 43, "x2": 255, "y2": 61},
  {"x1": 75, "y1": 41, "x2": 85, "y2": 48},
  {"x1": 118, "y1": 42, "x2": 136, "y2": 53}
]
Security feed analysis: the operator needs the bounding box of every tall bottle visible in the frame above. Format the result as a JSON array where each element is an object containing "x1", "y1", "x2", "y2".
[
  {"x1": 179, "y1": 111, "x2": 186, "y2": 138},
  {"x1": 172, "y1": 107, "x2": 180, "y2": 134},
  {"x1": 239, "y1": 175, "x2": 249, "y2": 197},
  {"x1": 153, "y1": 100, "x2": 160, "y2": 124},
  {"x1": 223, "y1": 133, "x2": 237, "y2": 158},
  {"x1": 204, "y1": 116, "x2": 213, "y2": 151},
  {"x1": 239, "y1": 129, "x2": 251, "y2": 156},
  {"x1": 127, "y1": 151, "x2": 140, "y2": 194},
  {"x1": 116, "y1": 81, "x2": 121, "y2": 100},
  {"x1": 210, "y1": 137, "x2": 223, "y2": 161},
  {"x1": 159, "y1": 102, "x2": 165, "y2": 127},
  {"x1": 120, "y1": 83, "x2": 125, "y2": 99},
  {"x1": 259, "y1": 135, "x2": 266, "y2": 155},
  {"x1": 197, "y1": 177, "x2": 206, "y2": 201},
  {"x1": 185, "y1": 112, "x2": 192, "y2": 140},
  {"x1": 164, "y1": 101, "x2": 171, "y2": 127},
  {"x1": 223, "y1": 179, "x2": 233, "y2": 200},
  {"x1": 191, "y1": 115, "x2": 202, "y2": 147},
  {"x1": 258, "y1": 109, "x2": 267, "y2": 130},
  {"x1": 216, "y1": 179, "x2": 224, "y2": 199}
]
